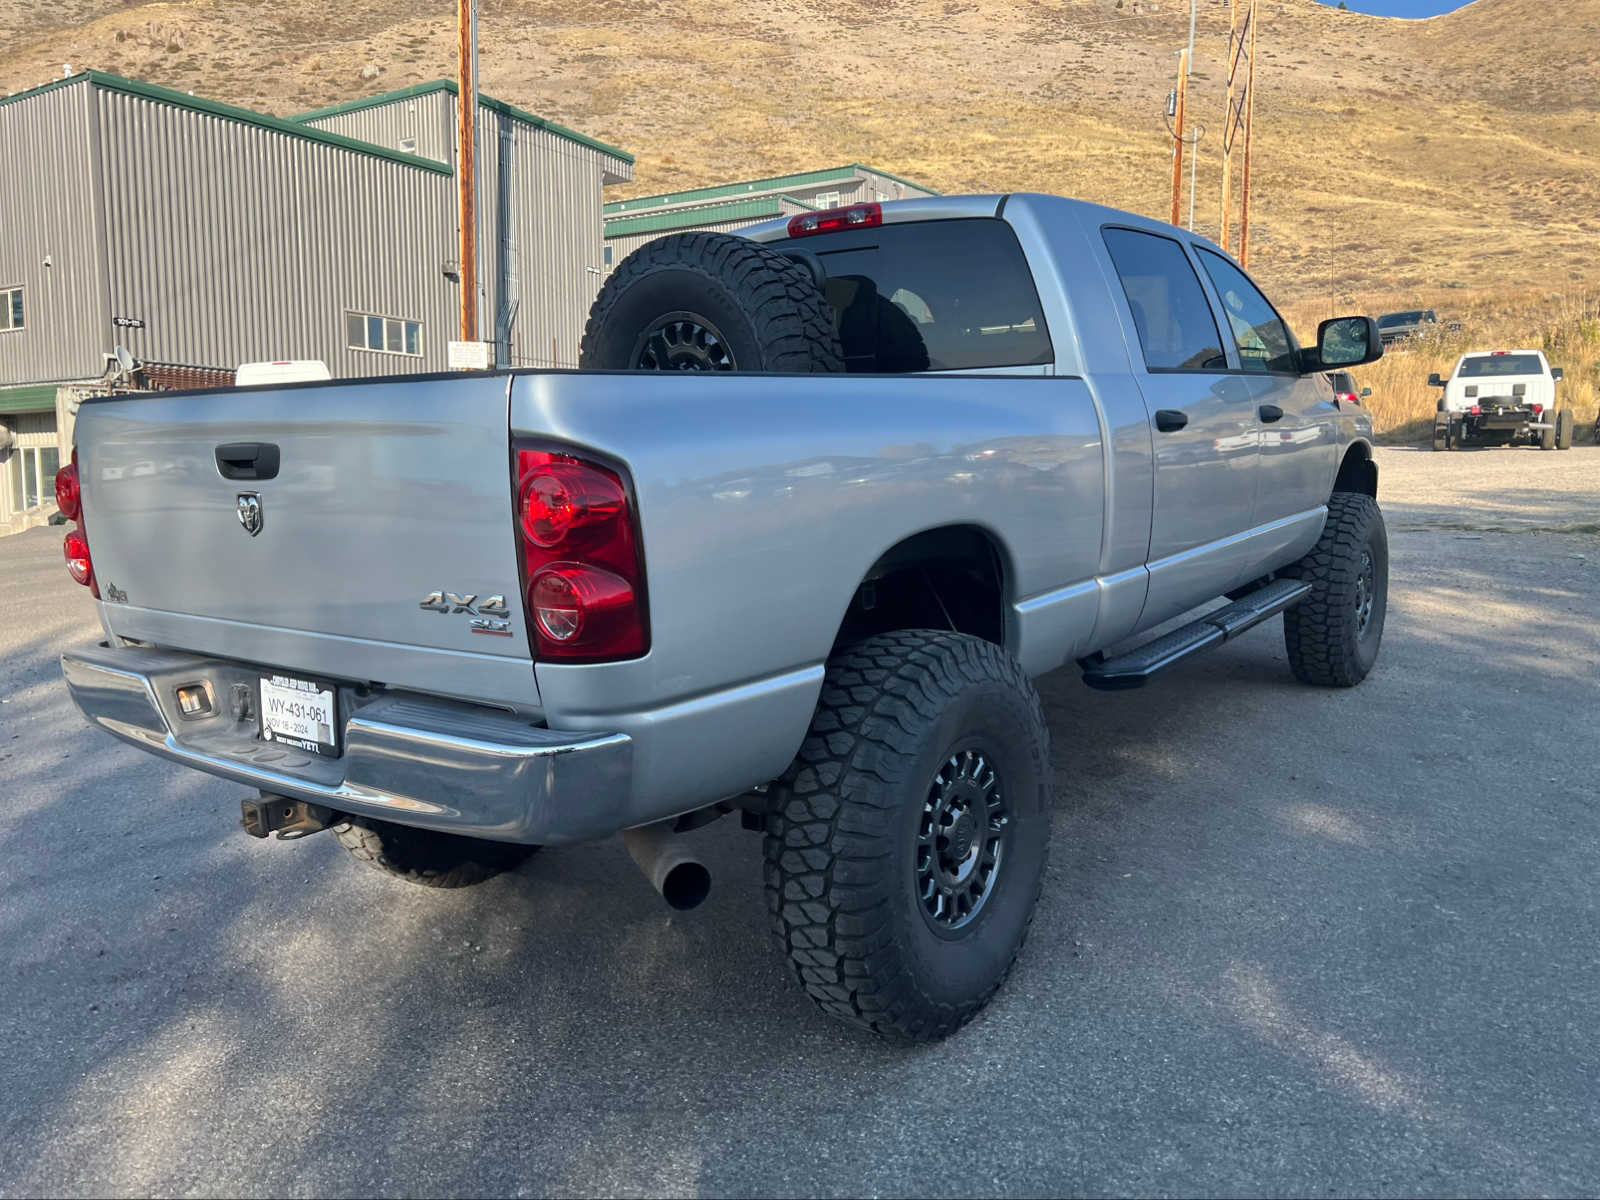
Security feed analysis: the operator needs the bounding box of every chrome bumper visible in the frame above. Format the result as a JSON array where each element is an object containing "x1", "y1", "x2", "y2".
[{"x1": 61, "y1": 642, "x2": 632, "y2": 845}]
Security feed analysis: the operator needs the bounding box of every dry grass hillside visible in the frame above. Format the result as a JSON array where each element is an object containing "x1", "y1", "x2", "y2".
[{"x1": 4, "y1": 0, "x2": 1599, "y2": 317}]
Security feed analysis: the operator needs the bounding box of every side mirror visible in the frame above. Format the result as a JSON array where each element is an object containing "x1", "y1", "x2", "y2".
[
  {"x1": 1428, "y1": 373, "x2": 1445, "y2": 388},
  {"x1": 1316, "y1": 315, "x2": 1382, "y2": 370},
  {"x1": 1552, "y1": 367, "x2": 1564, "y2": 382},
  {"x1": 1360, "y1": 388, "x2": 1372, "y2": 398}
]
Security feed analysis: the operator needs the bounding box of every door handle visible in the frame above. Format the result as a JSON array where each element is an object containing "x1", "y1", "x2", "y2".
[
  {"x1": 1258, "y1": 404, "x2": 1285, "y2": 424},
  {"x1": 1154, "y1": 410, "x2": 1188, "y2": 433},
  {"x1": 215, "y1": 442, "x2": 280, "y2": 481}
]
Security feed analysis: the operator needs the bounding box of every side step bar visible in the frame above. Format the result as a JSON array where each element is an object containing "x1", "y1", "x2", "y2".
[{"x1": 1080, "y1": 578, "x2": 1312, "y2": 691}]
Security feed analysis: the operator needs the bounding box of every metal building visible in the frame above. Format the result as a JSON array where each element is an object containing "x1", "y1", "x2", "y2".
[
  {"x1": 603, "y1": 165, "x2": 937, "y2": 269},
  {"x1": 0, "y1": 71, "x2": 631, "y2": 534}
]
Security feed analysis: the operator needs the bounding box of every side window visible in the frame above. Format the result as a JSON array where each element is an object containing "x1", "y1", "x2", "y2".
[
  {"x1": 1101, "y1": 228, "x2": 1228, "y2": 372},
  {"x1": 1195, "y1": 249, "x2": 1297, "y2": 374}
]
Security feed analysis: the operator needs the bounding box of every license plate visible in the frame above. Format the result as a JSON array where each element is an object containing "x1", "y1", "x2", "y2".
[{"x1": 259, "y1": 672, "x2": 340, "y2": 757}]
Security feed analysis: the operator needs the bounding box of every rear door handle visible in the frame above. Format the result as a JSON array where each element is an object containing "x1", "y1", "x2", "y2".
[
  {"x1": 1154, "y1": 410, "x2": 1188, "y2": 433},
  {"x1": 215, "y1": 442, "x2": 280, "y2": 481},
  {"x1": 1258, "y1": 404, "x2": 1285, "y2": 424}
]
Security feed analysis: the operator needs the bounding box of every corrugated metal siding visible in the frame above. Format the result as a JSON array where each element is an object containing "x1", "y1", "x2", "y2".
[
  {"x1": 316, "y1": 93, "x2": 626, "y2": 368},
  {"x1": 605, "y1": 211, "x2": 807, "y2": 268},
  {"x1": 0, "y1": 81, "x2": 109, "y2": 386},
  {"x1": 96, "y1": 88, "x2": 459, "y2": 377},
  {"x1": 303, "y1": 91, "x2": 455, "y2": 162}
]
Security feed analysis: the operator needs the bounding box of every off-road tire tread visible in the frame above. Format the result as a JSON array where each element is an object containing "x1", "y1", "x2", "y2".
[
  {"x1": 333, "y1": 816, "x2": 535, "y2": 889},
  {"x1": 1281, "y1": 491, "x2": 1386, "y2": 688},
  {"x1": 580, "y1": 232, "x2": 843, "y2": 372},
  {"x1": 762, "y1": 630, "x2": 1050, "y2": 1042}
]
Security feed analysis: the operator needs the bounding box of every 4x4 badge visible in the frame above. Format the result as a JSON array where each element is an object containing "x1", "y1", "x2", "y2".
[{"x1": 236, "y1": 492, "x2": 262, "y2": 537}]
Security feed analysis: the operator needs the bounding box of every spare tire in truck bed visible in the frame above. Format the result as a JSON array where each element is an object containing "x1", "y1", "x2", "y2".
[{"x1": 580, "y1": 232, "x2": 844, "y2": 372}]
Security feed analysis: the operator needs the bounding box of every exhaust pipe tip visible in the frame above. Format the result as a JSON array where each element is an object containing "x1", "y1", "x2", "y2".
[
  {"x1": 659, "y1": 860, "x2": 711, "y2": 911},
  {"x1": 621, "y1": 822, "x2": 712, "y2": 911}
]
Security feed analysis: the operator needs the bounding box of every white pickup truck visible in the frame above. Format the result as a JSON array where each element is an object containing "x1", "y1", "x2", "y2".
[
  {"x1": 1430, "y1": 350, "x2": 1575, "y2": 451},
  {"x1": 59, "y1": 194, "x2": 1388, "y2": 1040}
]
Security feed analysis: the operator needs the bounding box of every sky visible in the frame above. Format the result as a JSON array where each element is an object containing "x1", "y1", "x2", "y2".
[{"x1": 1315, "y1": 0, "x2": 1476, "y2": 15}]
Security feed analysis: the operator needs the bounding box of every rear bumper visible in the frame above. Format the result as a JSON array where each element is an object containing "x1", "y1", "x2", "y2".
[{"x1": 61, "y1": 642, "x2": 633, "y2": 845}]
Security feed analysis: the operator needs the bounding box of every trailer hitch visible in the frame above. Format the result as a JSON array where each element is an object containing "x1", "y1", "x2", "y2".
[{"x1": 241, "y1": 793, "x2": 335, "y2": 840}]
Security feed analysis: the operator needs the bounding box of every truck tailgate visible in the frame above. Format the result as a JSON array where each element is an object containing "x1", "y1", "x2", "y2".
[{"x1": 75, "y1": 374, "x2": 540, "y2": 709}]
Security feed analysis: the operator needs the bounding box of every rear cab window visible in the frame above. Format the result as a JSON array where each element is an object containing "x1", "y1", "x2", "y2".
[
  {"x1": 775, "y1": 218, "x2": 1053, "y2": 372},
  {"x1": 1457, "y1": 354, "x2": 1545, "y2": 378}
]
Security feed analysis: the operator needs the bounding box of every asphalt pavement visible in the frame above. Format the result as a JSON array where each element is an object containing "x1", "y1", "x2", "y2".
[{"x1": 1, "y1": 447, "x2": 1596, "y2": 1197}]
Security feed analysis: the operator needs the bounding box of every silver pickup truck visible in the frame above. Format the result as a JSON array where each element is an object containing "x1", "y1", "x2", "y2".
[{"x1": 59, "y1": 195, "x2": 1388, "y2": 1040}]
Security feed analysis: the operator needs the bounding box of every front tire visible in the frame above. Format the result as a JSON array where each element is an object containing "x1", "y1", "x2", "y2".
[
  {"x1": 1281, "y1": 491, "x2": 1389, "y2": 688},
  {"x1": 333, "y1": 816, "x2": 536, "y2": 888},
  {"x1": 764, "y1": 631, "x2": 1053, "y2": 1041}
]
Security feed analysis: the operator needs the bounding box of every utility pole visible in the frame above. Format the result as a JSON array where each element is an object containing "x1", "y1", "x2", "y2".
[
  {"x1": 1239, "y1": 0, "x2": 1258, "y2": 268},
  {"x1": 1169, "y1": 49, "x2": 1189, "y2": 228},
  {"x1": 1187, "y1": 0, "x2": 1198, "y2": 230},
  {"x1": 456, "y1": 0, "x2": 479, "y2": 346},
  {"x1": 1219, "y1": 0, "x2": 1255, "y2": 257}
]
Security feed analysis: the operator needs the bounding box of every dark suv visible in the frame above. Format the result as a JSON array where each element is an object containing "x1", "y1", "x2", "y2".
[{"x1": 1376, "y1": 310, "x2": 1437, "y2": 346}]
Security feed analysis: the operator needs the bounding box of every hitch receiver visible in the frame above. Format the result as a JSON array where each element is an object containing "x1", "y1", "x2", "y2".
[{"x1": 241, "y1": 793, "x2": 335, "y2": 840}]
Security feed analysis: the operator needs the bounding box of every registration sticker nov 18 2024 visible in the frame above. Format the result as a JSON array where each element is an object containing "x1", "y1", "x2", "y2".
[{"x1": 259, "y1": 673, "x2": 339, "y2": 757}]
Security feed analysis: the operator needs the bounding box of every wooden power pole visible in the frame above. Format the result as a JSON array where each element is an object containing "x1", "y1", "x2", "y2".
[
  {"x1": 1219, "y1": 0, "x2": 1256, "y2": 258},
  {"x1": 1169, "y1": 48, "x2": 1189, "y2": 228},
  {"x1": 457, "y1": 0, "x2": 479, "y2": 344},
  {"x1": 1239, "y1": 0, "x2": 1258, "y2": 268}
]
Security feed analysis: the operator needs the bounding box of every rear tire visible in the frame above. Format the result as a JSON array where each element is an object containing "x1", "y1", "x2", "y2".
[
  {"x1": 580, "y1": 232, "x2": 843, "y2": 373},
  {"x1": 333, "y1": 816, "x2": 536, "y2": 888},
  {"x1": 1541, "y1": 418, "x2": 1557, "y2": 451},
  {"x1": 764, "y1": 631, "x2": 1052, "y2": 1041},
  {"x1": 1281, "y1": 491, "x2": 1389, "y2": 688},
  {"x1": 1432, "y1": 420, "x2": 1448, "y2": 452}
]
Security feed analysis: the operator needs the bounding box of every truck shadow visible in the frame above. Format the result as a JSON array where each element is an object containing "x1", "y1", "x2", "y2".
[{"x1": 2, "y1": 525, "x2": 1596, "y2": 1194}]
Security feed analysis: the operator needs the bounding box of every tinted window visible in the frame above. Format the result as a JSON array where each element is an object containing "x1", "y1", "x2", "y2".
[
  {"x1": 792, "y1": 218, "x2": 1052, "y2": 372},
  {"x1": 1196, "y1": 249, "x2": 1297, "y2": 374},
  {"x1": 1102, "y1": 228, "x2": 1227, "y2": 372},
  {"x1": 1378, "y1": 311, "x2": 1427, "y2": 329},
  {"x1": 1458, "y1": 354, "x2": 1544, "y2": 377}
]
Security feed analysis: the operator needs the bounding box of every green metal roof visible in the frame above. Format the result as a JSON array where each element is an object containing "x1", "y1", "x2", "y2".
[
  {"x1": 0, "y1": 384, "x2": 59, "y2": 414},
  {"x1": 292, "y1": 81, "x2": 634, "y2": 165},
  {"x1": 0, "y1": 72, "x2": 453, "y2": 175},
  {"x1": 605, "y1": 164, "x2": 938, "y2": 215},
  {"x1": 604, "y1": 194, "x2": 817, "y2": 239}
]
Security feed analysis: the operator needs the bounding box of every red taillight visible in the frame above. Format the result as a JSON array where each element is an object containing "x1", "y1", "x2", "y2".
[
  {"x1": 786, "y1": 202, "x2": 883, "y2": 239},
  {"x1": 1336, "y1": 391, "x2": 1357, "y2": 405},
  {"x1": 513, "y1": 448, "x2": 647, "y2": 661},
  {"x1": 1471, "y1": 405, "x2": 1482, "y2": 415},
  {"x1": 55, "y1": 459, "x2": 81, "y2": 521},
  {"x1": 1533, "y1": 404, "x2": 1544, "y2": 415},
  {"x1": 63, "y1": 528, "x2": 93, "y2": 587},
  {"x1": 519, "y1": 459, "x2": 626, "y2": 549}
]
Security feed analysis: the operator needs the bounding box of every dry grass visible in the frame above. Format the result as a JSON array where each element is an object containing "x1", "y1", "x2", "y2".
[
  {"x1": 1285, "y1": 290, "x2": 1600, "y2": 444},
  {"x1": 2, "y1": 0, "x2": 1598, "y2": 310}
]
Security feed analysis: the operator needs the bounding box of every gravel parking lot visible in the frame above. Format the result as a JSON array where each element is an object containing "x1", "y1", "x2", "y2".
[{"x1": 1, "y1": 446, "x2": 1596, "y2": 1198}]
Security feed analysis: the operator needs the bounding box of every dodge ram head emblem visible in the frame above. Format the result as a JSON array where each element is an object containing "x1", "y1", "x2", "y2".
[{"x1": 236, "y1": 492, "x2": 263, "y2": 537}]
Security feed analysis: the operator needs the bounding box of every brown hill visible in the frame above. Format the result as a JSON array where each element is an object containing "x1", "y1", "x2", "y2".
[{"x1": 4, "y1": 0, "x2": 1598, "y2": 306}]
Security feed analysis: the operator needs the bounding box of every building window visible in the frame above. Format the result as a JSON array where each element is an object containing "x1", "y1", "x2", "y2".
[
  {"x1": 7, "y1": 443, "x2": 58, "y2": 512},
  {"x1": 0, "y1": 286, "x2": 22, "y2": 332},
  {"x1": 814, "y1": 191, "x2": 842, "y2": 209},
  {"x1": 604, "y1": 245, "x2": 614, "y2": 267},
  {"x1": 399, "y1": 136, "x2": 417, "y2": 154},
  {"x1": 347, "y1": 311, "x2": 423, "y2": 358}
]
